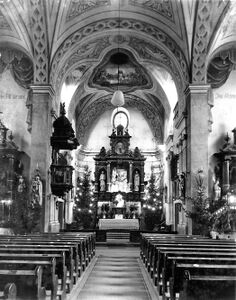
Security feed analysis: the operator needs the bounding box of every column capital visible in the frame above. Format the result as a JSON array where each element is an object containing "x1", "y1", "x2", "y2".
[
  {"x1": 184, "y1": 84, "x2": 211, "y2": 96},
  {"x1": 30, "y1": 84, "x2": 55, "y2": 98}
]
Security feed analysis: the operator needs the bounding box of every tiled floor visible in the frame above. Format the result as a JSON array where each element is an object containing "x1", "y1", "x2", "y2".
[{"x1": 71, "y1": 246, "x2": 159, "y2": 300}]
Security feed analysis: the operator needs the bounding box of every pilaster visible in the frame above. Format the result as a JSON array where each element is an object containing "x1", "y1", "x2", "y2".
[
  {"x1": 185, "y1": 84, "x2": 212, "y2": 234},
  {"x1": 30, "y1": 84, "x2": 55, "y2": 232}
]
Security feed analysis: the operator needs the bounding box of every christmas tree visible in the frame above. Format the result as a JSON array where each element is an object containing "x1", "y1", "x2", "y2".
[
  {"x1": 73, "y1": 165, "x2": 96, "y2": 229},
  {"x1": 186, "y1": 170, "x2": 230, "y2": 236},
  {"x1": 143, "y1": 168, "x2": 164, "y2": 230}
]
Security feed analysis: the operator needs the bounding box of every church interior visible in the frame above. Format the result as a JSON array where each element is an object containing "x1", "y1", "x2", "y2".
[{"x1": 0, "y1": 0, "x2": 236, "y2": 299}]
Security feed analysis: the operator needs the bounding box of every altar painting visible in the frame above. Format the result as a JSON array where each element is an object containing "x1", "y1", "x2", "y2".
[{"x1": 110, "y1": 168, "x2": 129, "y2": 193}]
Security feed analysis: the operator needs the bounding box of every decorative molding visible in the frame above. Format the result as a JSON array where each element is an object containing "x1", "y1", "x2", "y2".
[
  {"x1": 55, "y1": 36, "x2": 110, "y2": 91},
  {"x1": 175, "y1": 111, "x2": 187, "y2": 130},
  {"x1": 0, "y1": 9, "x2": 11, "y2": 29},
  {"x1": 50, "y1": 18, "x2": 188, "y2": 86},
  {"x1": 30, "y1": 84, "x2": 55, "y2": 98},
  {"x1": 66, "y1": 0, "x2": 111, "y2": 22},
  {"x1": 128, "y1": 36, "x2": 187, "y2": 91},
  {"x1": 192, "y1": 0, "x2": 212, "y2": 84},
  {"x1": 30, "y1": 0, "x2": 49, "y2": 84},
  {"x1": 129, "y1": 0, "x2": 174, "y2": 22}
]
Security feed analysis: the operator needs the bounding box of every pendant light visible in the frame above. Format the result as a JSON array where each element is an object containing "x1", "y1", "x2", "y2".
[{"x1": 111, "y1": 0, "x2": 125, "y2": 107}]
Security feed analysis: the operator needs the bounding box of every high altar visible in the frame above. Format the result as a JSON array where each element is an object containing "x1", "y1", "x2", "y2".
[{"x1": 94, "y1": 108, "x2": 145, "y2": 224}]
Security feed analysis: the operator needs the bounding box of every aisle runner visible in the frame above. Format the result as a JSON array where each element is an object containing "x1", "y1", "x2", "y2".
[{"x1": 78, "y1": 255, "x2": 152, "y2": 300}]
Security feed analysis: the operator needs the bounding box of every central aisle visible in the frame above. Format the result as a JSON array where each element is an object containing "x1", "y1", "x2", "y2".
[{"x1": 73, "y1": 246, "x2": 159, "y2": 300}]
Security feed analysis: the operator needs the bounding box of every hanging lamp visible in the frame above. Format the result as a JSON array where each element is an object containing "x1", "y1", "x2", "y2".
[{"x1": 111, "y1": 0, "x2": 125, "y2": 107}]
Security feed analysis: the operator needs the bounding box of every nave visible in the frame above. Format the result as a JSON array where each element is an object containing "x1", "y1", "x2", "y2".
[{"x1": 72, "y1": 246, "x2": 158, "y2": 300}]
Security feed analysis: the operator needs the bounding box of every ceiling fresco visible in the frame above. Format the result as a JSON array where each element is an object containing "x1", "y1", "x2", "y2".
[{"x1": 90, "y1": 49, "x2": 153, "y2": 93}]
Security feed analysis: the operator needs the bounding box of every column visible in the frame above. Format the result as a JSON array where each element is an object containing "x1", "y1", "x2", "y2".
[
  {"x1": 129, "y1": 162, "x2": 133, "y2": 191},
  {"x1": 185, "y1": 84, "x2": 211, "y2": 234},
  {"x1": 107, "y1": 163, "x2": 111, "y2": 192},
  {"x1": 140, "y1": 163, "x2": 145, "y2": 193},
  {"x1": 223, "y1": 158, "x2": 230, "y2": 193},
  {"x1": 30, "y1": 85, "x2": 55, "y2": 232}
]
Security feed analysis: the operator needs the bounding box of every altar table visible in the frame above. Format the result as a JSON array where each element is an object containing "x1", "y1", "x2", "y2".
[{"x1": 98, "y1": 218, "x2": 139, "y2": 230}]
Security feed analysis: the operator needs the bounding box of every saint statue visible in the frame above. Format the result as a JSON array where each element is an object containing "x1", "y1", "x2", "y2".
[
  {"x1": 31, "y1": 174, "x2": 43, "y2": 205},
  {"x1": 214, "y1": 179, "x2": 221, "y2": 201},
  {"x1": 17, "y1": 175, "x2": 26, "y2": 193},
  {"x1": 134, "y1": 171, "x2": 140, "y2": 191},
  {"x1": 99, "y1": 171, "x2": 106, "y2": 192}
]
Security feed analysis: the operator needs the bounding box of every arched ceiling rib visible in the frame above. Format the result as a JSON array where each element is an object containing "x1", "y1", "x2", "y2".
[
  {"x1": 0, "y1": 1, "x2": 32, "y2": 55},
  {"x1": 51, "y1": 0, "x2": 189, "y2": 60},
  {"x1": 75, "y1": 93, "x2": 165, "y2": 146}
]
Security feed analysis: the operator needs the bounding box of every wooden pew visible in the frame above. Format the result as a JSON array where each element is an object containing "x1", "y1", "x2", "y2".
[
  {"x1": 140, "y1": 234, "x2": 236, "y2": 300},
  {"x1": 0, "y1": 232, "x2": 95, "y2": 299},
  {"x1": 0, "y1": 246, "x2": 68, "y2": 298},
  {"x1": 169, "y1": 261, "x2": 236, "y2": 300},
  {"x1": 0, "y1": 265, "x2": 46, "y2": 300},
  {"x1": 0, "y1": 238, "x2": 79, "y2": 285},
  {"x1": 162, "y1": 255, "x2": 236, "y2": 300},
  {"x1": 0, "y1": 257, "x2": 58, "y2": 300},
  {"x1": 153, "y1": 246, "x2": 236, "y2": 290},
  {"x1": 3, "y1": 233, "x2": 94, "y2": 274},
  {"x1": 0, "y1": 282, "x2": 17, "y2": 300},
  {"x1": 148, "y1": 239, "x2": 236, "y2": 275}
]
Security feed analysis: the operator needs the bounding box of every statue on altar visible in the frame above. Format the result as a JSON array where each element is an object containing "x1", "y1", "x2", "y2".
[
  {"x1": 134, "y1": 170, "x2": 140, "y2": 191},
  {"x1": 116, "y1": 193, "x2": 125, "y2": 207},
  {"x1": 111, "y1": 167, "x2": 128, "y2": 192},
  {"x1": 99, "y1": 170, "x2": 106, "y2": 192}
]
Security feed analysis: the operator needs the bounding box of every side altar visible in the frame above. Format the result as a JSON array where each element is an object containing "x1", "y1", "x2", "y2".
[{"x1": 94, "y1": 109, "x2": 146, "y2": 223}]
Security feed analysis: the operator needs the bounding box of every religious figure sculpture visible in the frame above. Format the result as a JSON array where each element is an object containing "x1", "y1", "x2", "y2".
[
  {"x1": 111, "y1": 168, "x2": 128, "y2": 192},
  {"x1": 214, "y1": 179, "x2": 221, "y2": 201},
  {"x1": 31, "y1": 174, "x2": 43, "y2": 205},
  {"x1": 17, "y1": 175, "x2": 26, "y2": 193},
  {"x1": 134, "y1": 170, "x2": 140, "y2": 191},
  {"x1": 116, "y1": 193, "x2": 125, "y2": 207},
  {"x1": 99, "y1": 170, "x2": 106, "y2": 192}
]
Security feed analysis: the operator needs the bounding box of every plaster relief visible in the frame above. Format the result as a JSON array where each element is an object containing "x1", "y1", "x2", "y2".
[
  {"x1": 129, "y1": 0, "x2": 174, "y2": 22},
  {"x1": 66, "y1": 0, "x2": 111, "y2": 22}
]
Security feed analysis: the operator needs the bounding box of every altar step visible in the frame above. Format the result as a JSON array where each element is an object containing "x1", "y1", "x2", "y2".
[{"x1": 106, "y1": 232, "x2": 130, "y2": 243}]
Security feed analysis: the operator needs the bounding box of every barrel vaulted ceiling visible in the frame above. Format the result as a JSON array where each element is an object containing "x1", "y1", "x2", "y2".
[{"x1": 0, "y1": 0, "x2": 234, "y2": 144}]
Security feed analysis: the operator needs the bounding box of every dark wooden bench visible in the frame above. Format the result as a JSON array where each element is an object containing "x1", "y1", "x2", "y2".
[
  {"x1": 0, "y1": 265, "x2": 46, "y2": 300},
  {"x1": 0, "y1": 246, "x2": 69, "y2": 297},
  {"x1": 3, "y1": 233, "x2": 95, "y2": 274},
  {"x1": 0, "y1": 282, "x2": 17, "y2": 300},
  {"x1": 169, "y1": 261, "x2": 236, "y2": 300},
  {"x1": 0, "y1": 238, "x2": 80, "y2": 284},
  {"x1": 153, "y1": 246, "x2": 236, "y2": 289},
  {"x1": 140, "y1": 234, "x2": 236, "y2": 300},
  {"x1": 0, "y1": 257, "x2": 58, "y2": 300},
  {"x1": 148, "y1": 240, "x2": 236, "y2": 275},
  {"x1": 0, "y1": 232, "x2": 96, "y2": 299},
  {"x1": 162, "y1": 255, "x2": 236, "y2": 300}
]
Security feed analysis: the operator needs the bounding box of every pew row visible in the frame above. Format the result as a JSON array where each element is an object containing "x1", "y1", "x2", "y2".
[
  {"x1": 0, "y1": 232, "x2": 95, "y2": 300},
  {"x1": 140, "y1": 233, "x2": 236, "y2": 300}
]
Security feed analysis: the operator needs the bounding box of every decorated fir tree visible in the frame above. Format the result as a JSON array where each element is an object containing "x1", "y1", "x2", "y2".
[
  {"x1": 73, "y1": 165, "x2": 96, "y2": 229},
  {"x1": 185, "y1": 169, "x2": 230, "y2": 236},
  {"x1": 143, "y1": 169, "x2": 164, "y2": 230}
]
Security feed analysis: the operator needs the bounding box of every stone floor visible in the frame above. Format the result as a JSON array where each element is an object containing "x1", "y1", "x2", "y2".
[{"x1": 70, "y1": 246, "x2": 159, "y2": 300}]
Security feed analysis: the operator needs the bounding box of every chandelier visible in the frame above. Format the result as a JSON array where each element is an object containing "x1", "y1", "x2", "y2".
[{"x1": 111, "y1": 0, "x2": 125, "y2": 107}]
